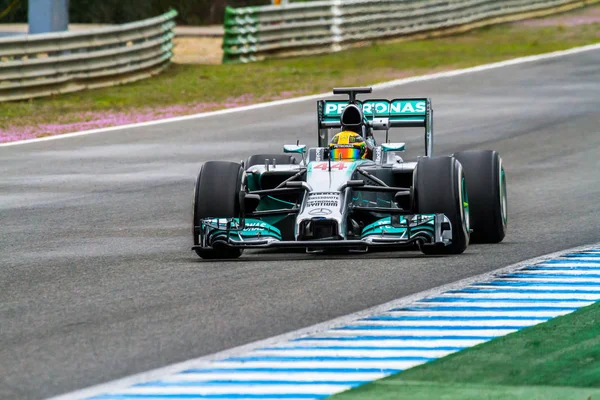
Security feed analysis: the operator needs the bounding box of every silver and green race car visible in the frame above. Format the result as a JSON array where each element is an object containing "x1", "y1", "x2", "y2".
[{"x1": 192, "y1": 87, "x2": 507, "y2": 259}]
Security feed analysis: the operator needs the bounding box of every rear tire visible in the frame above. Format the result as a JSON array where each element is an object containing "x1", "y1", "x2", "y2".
[
  {"x1": 415, "y1": 156, "x2": 469, "y2": 255},
  {"x1": 193, "y1": 161, "x2": 244, "y2": 259},
  {"x1": 454, "y1": 150, "x2": 507, "y2": 243},
  {"x1": 246, "y1": 154, "x2": 297, "y2": 168}
]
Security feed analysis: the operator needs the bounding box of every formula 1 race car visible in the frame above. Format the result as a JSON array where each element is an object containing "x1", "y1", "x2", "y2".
[{"x1": 192, "y1": 87, "x2": 507, "y2": 259}]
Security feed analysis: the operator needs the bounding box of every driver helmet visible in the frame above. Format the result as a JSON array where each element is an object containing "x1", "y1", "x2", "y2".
[{"x1": 329, "y1": 131, "x2": 367, "y2": 160}]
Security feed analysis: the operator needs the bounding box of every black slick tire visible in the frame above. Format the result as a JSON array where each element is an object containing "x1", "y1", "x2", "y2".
[
  {"x1": 454, "y1": 150, "x2": 507, "y2": 243},
  {"x1": 193, "y1": 161, "x2": 244, "y2": 259},
  {"x1": 415, "y1": 156, "x2": 469, "y2": 255}
]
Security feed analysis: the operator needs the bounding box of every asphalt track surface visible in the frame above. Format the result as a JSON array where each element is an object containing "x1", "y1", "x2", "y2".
[{"x1": 1, "y1": 49, "x2": 599, "y2": 400}]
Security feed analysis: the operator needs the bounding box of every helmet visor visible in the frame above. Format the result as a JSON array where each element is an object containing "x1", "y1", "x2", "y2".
[{"x1": 330, "y1": 147, "x2": 362, "y2": 160}]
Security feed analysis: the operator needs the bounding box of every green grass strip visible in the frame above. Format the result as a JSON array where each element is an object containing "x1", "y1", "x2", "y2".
[
  {"x1": 338, "y1": 380, "x2": 600, "y2": 400},
  {"x1": 332, "y1": 301, "x2": 600, "y2": 400}
]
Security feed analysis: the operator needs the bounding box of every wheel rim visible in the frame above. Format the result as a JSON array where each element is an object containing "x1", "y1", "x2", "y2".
[
  {"x1": 462, "y1": 176, "x2": 470, "y2": 233},
  {"x1": 499, "y1": 162, "x2": 507, "y2": 228}
]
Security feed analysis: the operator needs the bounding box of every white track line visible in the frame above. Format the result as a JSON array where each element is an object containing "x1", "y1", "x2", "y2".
[
  {"x1": 409, "y1": 301, "x2": 592, "y2": 307},
  {"x1": 249, "y1": 349, "x2": 456, "y2": 358},
  {"x1": 351, "y1": 319, "x2": 543, "y2": 327},
  {"x1": 470, "y1": 285, "x2": 600, "y2": 291},
  {"x1": 382, "y1": 310, "x2": 572, "y2": 317},
  {"x1": 280, "y1": 339, "x2": 487, "y2": 348},
  {"x1": 117, "y1": 386, "x2": 347, "y2": 395},
  {"x1": 436, "y1": 292, "x2": 600, "y2": 300},
  {"x1": 3, "y1": 42, "x2": 600, "y2": 148},
  {"x1": 160, "y1": 372, "x2": 385, "y2": 382},
  {"x1": 316, "y1": 329, "x2": 518, "y2": 337},
  {"x1": 536, "y1": 262, "x2": 600, "y2": 267},
  {"x1": 207, "y1": 360, "x2": 425, "y2": 370},
  {"x1": 516, "y1": 270, "x2": 600, "y2": 275},
  {"x1": 493, "y1": 278, "x2": 600, "y2": 283}
]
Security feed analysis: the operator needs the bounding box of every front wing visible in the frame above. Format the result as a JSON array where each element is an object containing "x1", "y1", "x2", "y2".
[{"x1": 193, "y1": 214, "x2": 453, "y2": 252}]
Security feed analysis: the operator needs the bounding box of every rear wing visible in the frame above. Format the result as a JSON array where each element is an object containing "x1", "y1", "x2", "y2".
[{"x1": 317, "y1": 94, "x2": 434, "y2": 157}]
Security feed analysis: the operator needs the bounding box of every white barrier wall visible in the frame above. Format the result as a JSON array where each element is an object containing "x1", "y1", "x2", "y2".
[
  {"x1": 222, "y1": 0, "x2": 596, "y2": 63},
  {"x1": 0, "y1": 10, "x2": 177, "y2": 102}
]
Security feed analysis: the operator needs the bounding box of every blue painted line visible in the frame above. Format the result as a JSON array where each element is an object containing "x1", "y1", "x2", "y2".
[
  {"x1": 419, "y1": 297, "x2": 592, "y2": 303},
  {"x1": 399, "y1": 306, "x2": 579, "y2": 311},
  {"x1": 259, "y1": 346, "x2": 465, "y2": 351},
  {"x1": 365, "y1": 315, "x2": 550, "y2": 321},
  {"x1": 179, "y1": 368, "x2": 402, "y2": 374},
  {"x1": 135, "y1": 380, "x2": 366, "y2": 387},
  {"x1": 524, "y1": 267, "x2": 600, "y2": 271},
  {"x1": 563, "y1": 253, "x2": 600, "y2": 257},
  {"x1": 293, "y1": 335, "x2": 495, "y2": 341},
  {"x1": 223, "y1": 356, "x2": 434, "y2": 362},
  {"x1": 505, "y1": 273, "x2": 600, "y2": 279},
  {"x1": 89, "y1": 394, "x2": 330, "y2": 399},
  {"x1": 483, "y1": 281, "x2": 600, "y2": 287},
  {"x1": 543, "y1": 259, "x2": 600, "y2": 263},
  {"x1": 455, "y1": 288, "x2": 600, "y2": 294},
  {"x1": 333, "y1": 325, "x2": 524, "y2": 331}
]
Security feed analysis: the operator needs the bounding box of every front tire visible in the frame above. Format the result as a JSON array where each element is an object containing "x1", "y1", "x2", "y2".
[
  {"x1": 415, "y1": 156, "x2": 469, "y2": 255},
  {"x1": 193, "y1": 161, "x2": 244, "y2": 259},
  {"x1": 454, "y1": 150, "x2": 507, "y2": 243}
]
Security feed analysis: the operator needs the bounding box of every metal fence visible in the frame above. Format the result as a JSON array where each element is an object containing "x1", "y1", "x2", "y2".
[
  {"x1": 223, "y1": 0, "x2": 595, "y2": 63},
  {"x1": 0, "y1": 10, "x2": 177, "y2": 102}
]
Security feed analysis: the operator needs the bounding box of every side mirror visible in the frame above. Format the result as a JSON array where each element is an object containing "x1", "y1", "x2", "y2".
[
  {"x1": 243, "y1": 193, "x2": 261, "y2": 214},
  {"x1": 283, "y1": 144, "x2": 307, "y2": 154},
  {"x1": 382, "y1": 142, "x2": 406, "y2": 152},
  {"x1": 394, "y1": 189, "x2": 413, "y2": 212}
]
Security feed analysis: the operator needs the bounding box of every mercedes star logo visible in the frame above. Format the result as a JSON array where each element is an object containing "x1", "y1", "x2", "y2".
[{"x1": 309, "y1": 208, "x2": 332, "y2": 216}]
